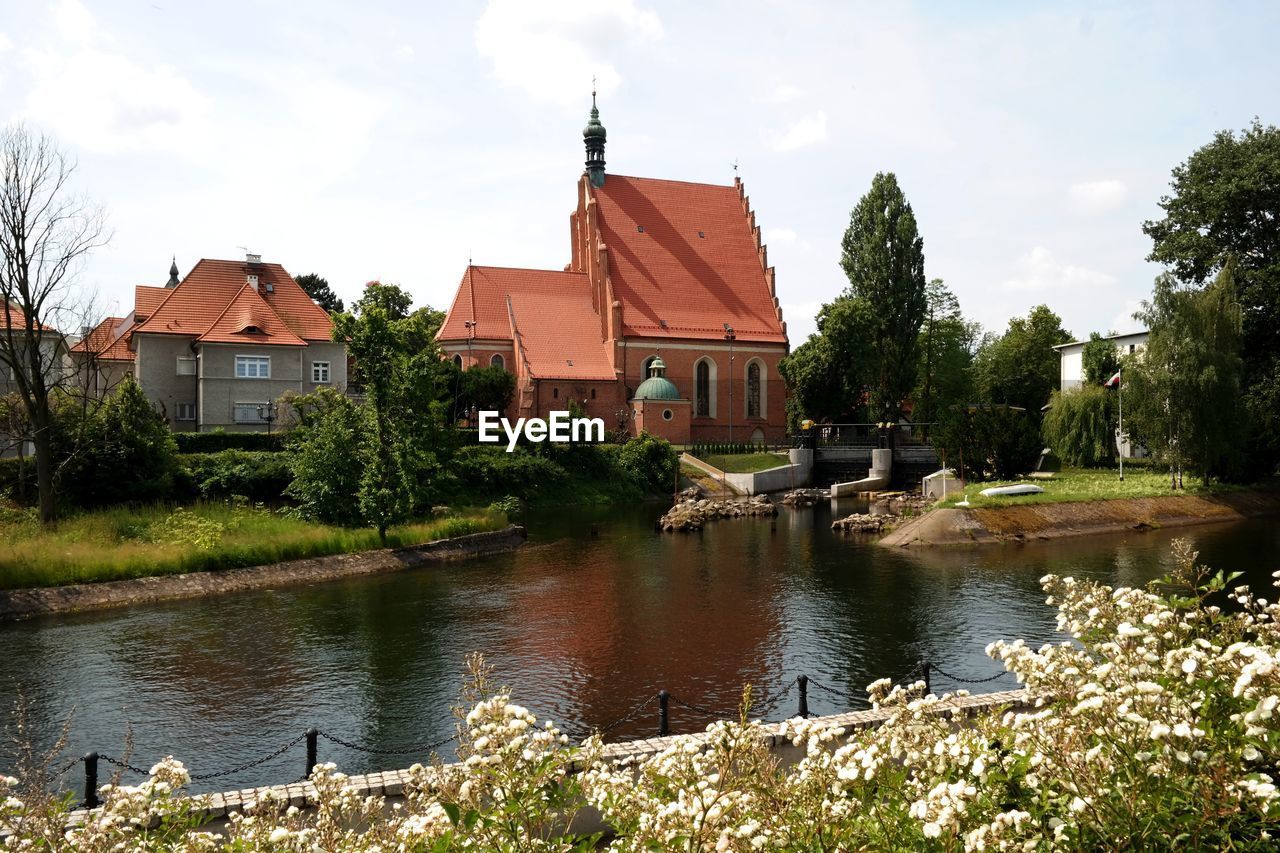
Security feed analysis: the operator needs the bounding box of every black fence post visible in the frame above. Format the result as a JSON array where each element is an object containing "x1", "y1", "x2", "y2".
[
  {"x1": 82, "y1": 752, "x2": 99, "y2": 809},
  {"x1": 305, "y1": 728, "x2": 318, "y2": 779},
  {"x1": 657, "y1": 690, "x2": 669, "y2": 736},
  {"x1": 920, "y1": 660, "x2": 932, "y2": 695},
  {"x1": 797, "y1": 675, "x2": 809, "y2": 718}
]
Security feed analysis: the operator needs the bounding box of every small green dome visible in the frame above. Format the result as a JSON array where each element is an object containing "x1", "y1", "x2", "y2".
[{"x1": 634, "y1": 357, "x2": 680, "y2": 400}]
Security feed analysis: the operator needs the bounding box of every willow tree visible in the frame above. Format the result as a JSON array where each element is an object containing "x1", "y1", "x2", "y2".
[{"x1": 839, "y1": 172, "x2": 927, "y2": 424}]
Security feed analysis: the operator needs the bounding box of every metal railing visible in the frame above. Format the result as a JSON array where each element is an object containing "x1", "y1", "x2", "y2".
[{"x1": 56, "y1": 657, "x2": 1010, "y2": 809}]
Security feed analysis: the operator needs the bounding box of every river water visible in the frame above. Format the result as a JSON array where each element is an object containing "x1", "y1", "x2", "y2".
[{"x1": 2, "y1": 501, "x2": 1278, "y2": 793}]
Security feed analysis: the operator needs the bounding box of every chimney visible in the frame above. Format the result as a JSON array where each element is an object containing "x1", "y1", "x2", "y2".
[
  {"x1": 247, "y1": 273, "x2": 259, "y2": 292},
  {"x1": 246, "y1": 252, "x2": 262, "y2": 265}
]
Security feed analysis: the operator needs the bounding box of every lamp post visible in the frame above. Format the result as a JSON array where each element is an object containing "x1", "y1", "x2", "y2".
[
  {"x1": 256, "y1": 401, "x2": 278, "y2": 436},
  {"x1": 723, "y1": 324, "x2": 736, "y2": 444},
  {"x1": 463, "y1": 320, "x2": 477, "y2": 427}
]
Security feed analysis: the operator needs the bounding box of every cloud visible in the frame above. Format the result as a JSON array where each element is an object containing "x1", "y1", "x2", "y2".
[
  {"x1": 1068, "y1": 179, "x2": 1128, "y2": 214},
  {"x1": 773, "y1": 111, "x2": 827, "y2": 151},
  {"x1": 474, "y1": 0, "x2": 662, "y2": 106},
  {"x1": 768, "y1": 83, "x2": 803, "y2": 104},
  {"x1": 52, "y1": 0, "x2": 94, "y2": 44},
  {"x1": 1109, "y1": 299, "x2": 1147, "y2": 334},
  {"x1": 1000, "y1": 246, "x2": 1116, "y2": 292},
  {"x1": 764, "y1": 227, "x2": 797, "y2": 244}
]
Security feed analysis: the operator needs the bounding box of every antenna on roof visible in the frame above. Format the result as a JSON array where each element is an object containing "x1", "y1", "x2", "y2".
[{"x1": 731, "y1": 158, "x2": 739, "y2": 174}]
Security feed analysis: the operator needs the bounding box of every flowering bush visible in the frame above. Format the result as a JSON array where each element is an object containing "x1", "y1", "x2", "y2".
[{"x1": 3, "y1": 540, "x2": 1279, "y2": 849}]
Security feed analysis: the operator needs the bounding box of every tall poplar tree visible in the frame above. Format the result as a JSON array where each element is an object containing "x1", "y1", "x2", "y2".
[{"x1": 840, "y1": 172, "x2": 927, "y2": 423}]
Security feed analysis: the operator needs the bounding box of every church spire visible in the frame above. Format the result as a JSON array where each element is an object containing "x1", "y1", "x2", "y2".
[
  {"x1": 583, "y1": 85, "x2": 606, "y2": 187},
  {"x1": 166, "y1": 256, "x2": 180, "y2": 288}
]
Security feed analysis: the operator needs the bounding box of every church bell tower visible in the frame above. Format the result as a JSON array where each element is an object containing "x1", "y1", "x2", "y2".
[{"x1": 583, "y1": 90, "x2": 606, "y2": 187}]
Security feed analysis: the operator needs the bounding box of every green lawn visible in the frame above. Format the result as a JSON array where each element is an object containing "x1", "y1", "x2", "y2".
[
  {"x1": 697, "y1": 452, "x2": 791, "y2": 474},
  {"x1": 935, "y1": 466, "x2": 1249, "y2": 509},
  {"x1": 0, "y1": 502, "x2": 507, "y2": 590}
]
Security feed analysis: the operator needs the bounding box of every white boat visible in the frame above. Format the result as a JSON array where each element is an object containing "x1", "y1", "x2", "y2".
[{"x1": 979, "y1": 484, "x2": 1045, "y2": 497}]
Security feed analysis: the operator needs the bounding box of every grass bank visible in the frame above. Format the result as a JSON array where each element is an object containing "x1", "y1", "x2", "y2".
[
  {"x1": 936, "y1": 466, "x2": 1254, "y2": 509},
  {"x1": 696, "y1": 452, "x2": 790, "y2": 473},
  {"x1": 0, "y1": 502, "x2": 506, "y2": 590}
]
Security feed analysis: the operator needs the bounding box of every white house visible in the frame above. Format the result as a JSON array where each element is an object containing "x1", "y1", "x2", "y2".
[{"x1": 1052, "y1": 330, "x2": 1148, "y2": 392}]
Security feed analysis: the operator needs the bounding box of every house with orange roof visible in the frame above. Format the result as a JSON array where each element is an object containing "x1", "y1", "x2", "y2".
[
  {"x1": 107, "y1": 254, "x2": 347, "y2": 431},
  {"x1": 68, "y1": 315, "x2": 137, "y2": 398},
  {"x1": 437, "y1": 96, "x2": 789, "y2": 445}
]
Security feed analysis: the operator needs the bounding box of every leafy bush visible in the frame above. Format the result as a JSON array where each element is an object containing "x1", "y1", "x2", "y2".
[
  {"x1": 59, "y1": 376, "x2": 179, "y2": 507},
  {"x1": 932, "y1": 404, "x2": 1042, "y2": 482},
  {"x1": 173, "y1": 431, "x2": 288, "y2": 453},
  {"x1": 176, "y1": 451, "x2": 293, "y2": 502},
  {"x1": 449, "y1": 444, "x2": 569, "y2": 502},
  {"x1": 285, "y1": 389, "x2": 367, "y2": 525},
  {"x1": 617, "y1": 432, "x2": 678, "y2": 494}
]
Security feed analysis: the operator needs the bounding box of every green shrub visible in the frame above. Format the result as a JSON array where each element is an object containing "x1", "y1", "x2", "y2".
[
  {"x1": 173, "y1": 431, "x2": 288, "y2": 453},
  {"x1": 177, "y1": 451, "x2": 293, "y2": 502},
  {"x1": 285, "y1": 389, "x2": 367, "y2": 525},
  {"x1": 617, "y1": 432, "x2": 678, "y2": 494},
  {"x1": 933, "y1": 404, "x2": 1042, "y2": 482},
  {"x1": 59, "y1": 376, "x2": 179, "y2": 507}
]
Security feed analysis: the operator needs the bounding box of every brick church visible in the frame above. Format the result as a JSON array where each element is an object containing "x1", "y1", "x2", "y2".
[{"x1": 437, "y1": 96, "x2": 790, "y2": 445}]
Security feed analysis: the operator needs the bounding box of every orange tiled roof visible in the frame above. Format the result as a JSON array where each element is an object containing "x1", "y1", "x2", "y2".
[
  {"x1": 134, "y1": 285, "x2": 169, "y2": 320},
  {"x1": 135, "y1": 259, "x2": 332, "y2": 344},
  {"x1": 439, "y1": 266, "x2": 589, "y2": 342},
  {"x1": 438, "y1": 266, "x2": 613, "y2": 380},
  {"x1": 591, "y1": 175, "x2": 786, "y2": 343},
  {"x1": 69, "y1": 316, "x2": 136, "y2": 361},
  {"x1": 198, "y1": 284, "x2": 308, "y2": 346},
  {"x1": 506, "y1": 290, "x2": 614, "y2": 381},
  {"x1": 2, "y1": 302, "x2": 55, "y2": 333}
]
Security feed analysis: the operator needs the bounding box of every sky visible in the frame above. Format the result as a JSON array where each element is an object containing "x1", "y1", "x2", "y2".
[{"x1": 1, "y1": 0, "x2": 1277, "y2": 345}]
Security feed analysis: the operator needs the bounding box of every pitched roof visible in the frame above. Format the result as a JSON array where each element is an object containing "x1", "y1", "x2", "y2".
[
  {"x1": 439, "y1": 266, "x2": 591, "y2": 342},
  {"x1": 197, "y1": 284, "x2": 308, "y2": 346},
  {"x1": 2, "y1": 302, "x2": 55, "y2": 333},
  {"x1": 591, "y1": 175, "x2": 786, "y2": 343},
  {"x1": 134, "y1": 285, "x2": 169, "y2": 320},
  {"x1": 505, "y1": 288, "x2": 614, "y2": 381},
  {"x1": 134, "y1": 259, "x2": 332, "y2": 344},
  {"x1": 69, "y1": 316, "x2": 135, "y2": 361}
]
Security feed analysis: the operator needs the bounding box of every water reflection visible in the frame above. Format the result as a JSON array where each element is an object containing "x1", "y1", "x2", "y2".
[{"x1": 2, "y1": 502, "x2": 1277, "y2": 793}]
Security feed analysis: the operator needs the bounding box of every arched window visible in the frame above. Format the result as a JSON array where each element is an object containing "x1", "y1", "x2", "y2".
[
  {"x1": 640, "y1": 355, "x2": 658, "y2": 381},
  {"x1": 747, "y1": 362, "x2": 761, "y2": 418},
  {"x1": 453, "y1": 353, "x2": 463, "y2": 368},
  {"x1": 490, "y1": 353, "x2": 505, "y2": 369},
  {"x1": 552, "y1": 387, "x2": 559, "y2": 399},
  {"x1": 696, "y1": 361, "x2": 710, "y2": 417}
]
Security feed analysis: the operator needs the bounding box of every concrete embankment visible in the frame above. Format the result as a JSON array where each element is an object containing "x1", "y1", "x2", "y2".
[
  {"x1": 879, "y1": 491, "x2": 1280, "y2": 547},
  {"x1": 0, "y1": 525, "x2": 526, "y2": 621}
]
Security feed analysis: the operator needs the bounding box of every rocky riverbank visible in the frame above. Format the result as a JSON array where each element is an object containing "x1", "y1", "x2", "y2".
[{"x1": 659, "y1": 495, "x2": 778, "y2": 532}]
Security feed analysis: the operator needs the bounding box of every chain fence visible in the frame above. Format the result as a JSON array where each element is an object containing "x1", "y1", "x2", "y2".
[{"x1": 61, "y1": 658, "x2": 1009, "y2": 808}]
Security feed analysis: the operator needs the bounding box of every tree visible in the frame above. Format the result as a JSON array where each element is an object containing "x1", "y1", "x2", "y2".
[
  {"x1": 1080, "y1": 332, "x2": 1120, "y2": 386},
  {"x1": 285, "y1": 387, "x2": 366, "y2": 525},
  {"x1": 0, "y1": 126, "x2": 108, "y2": 523},
  {"x1": 839, "y1": 172, "x2": 928, "y2": 422},
  {"x1": 333, "y1": 286, "x2": 415, "y2": 541},
  {"x1": 455, "y1": 364, "x2": 515, "y2": 421},
  {"x1": 912, "y1": 279, "x2": 979, "y2": 429},
  {"x1": 1125, "y1": 269, "x2": 1243, "y2": 485},
  {"x1": 62, "y1": 376, "x2": 177, "y2": 507},
  {"x1": 1143, "y1": 119, "x2": 1280, "y2": 468},
  {"x1": 777, "y1": 296, "x2": 874, "y2": 427},
  {"x1": 932, "y1": 404, "x2": 1042, "y2": 482},
  {"x1": 972, "y1": 305, "x2": 1072, "y2": 415},
  {"x1": 1042, "y1": 385, "x2": 1116, "y2": 468},
  {"x1": 294, "y1": 273, "x2": 344, "y2": 313}
]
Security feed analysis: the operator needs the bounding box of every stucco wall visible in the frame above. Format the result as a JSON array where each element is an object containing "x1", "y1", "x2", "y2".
[{"x1": 135, "y1": 333, "x2": 199, "y2": 430}]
